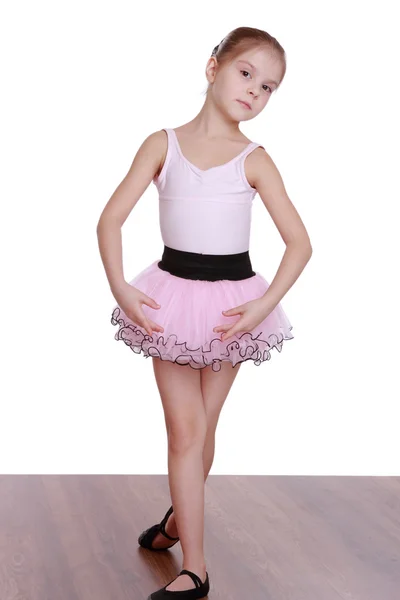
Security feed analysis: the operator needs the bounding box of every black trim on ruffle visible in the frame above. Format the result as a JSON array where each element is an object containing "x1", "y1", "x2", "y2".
[{"x1": 111, "y1": 307, "x2": 294, "y2": 372}]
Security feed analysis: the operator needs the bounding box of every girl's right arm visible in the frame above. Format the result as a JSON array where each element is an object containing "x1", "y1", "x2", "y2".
[{"x1": 96, "y1": 130, "x2": 167, "y2": 336}]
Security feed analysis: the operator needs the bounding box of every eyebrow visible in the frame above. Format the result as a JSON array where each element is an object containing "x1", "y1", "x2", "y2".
[{"x1": 237, "y1": 60, "x2": 279, "y2": 87}]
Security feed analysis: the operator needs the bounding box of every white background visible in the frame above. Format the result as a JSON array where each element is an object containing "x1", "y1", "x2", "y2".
[{"x1": 1, "y1": 1, "x2": 399, "y2": 474}]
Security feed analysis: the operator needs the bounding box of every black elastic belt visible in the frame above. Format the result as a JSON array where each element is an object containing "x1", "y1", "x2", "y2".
[{"x1": 157, "y1": 245, "x2": 256, "y2": 281}]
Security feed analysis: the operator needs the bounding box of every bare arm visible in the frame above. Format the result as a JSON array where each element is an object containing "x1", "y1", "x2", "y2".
[
  {"x1": 247, "y1": 148, "x2": 313, "y2": 311},
  {"x1": 96, "y1": 130, "x2": 166, "y2": 295}
]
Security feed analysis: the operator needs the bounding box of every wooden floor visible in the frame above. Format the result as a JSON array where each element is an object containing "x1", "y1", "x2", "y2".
[{"x1": 0, "y1": 475, "x2": 399, "y2": 599}]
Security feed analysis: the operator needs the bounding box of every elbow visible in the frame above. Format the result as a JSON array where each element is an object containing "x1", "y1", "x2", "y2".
[
  {"x1": 96, "y1": 214, "x2": 113, "y2": 233},
  {"x1": 96, "y1": 215, "x2": 123, "y2": 236},
  {"x1": 96, "y1": 213, "x2": 105, "y2": 233},
  {"x1": 305, "y1": 243, "x2": 313, "y2": 260},
  {"x1": 292, "y1": 239, "x2": 313, "y2": 261},
  {"x1": 300, "y1": 235, "x2": 313, "y2": 257},
  {"x1": 288, "y1": 238, "x2": 313, "y2": 257}
]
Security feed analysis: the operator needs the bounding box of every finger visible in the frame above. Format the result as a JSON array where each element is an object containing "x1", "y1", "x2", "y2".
[
  {"x1": 141, "y1": 315, "x2": 161, "y2": 336},
  {"x1": 222, "y1": 306, "x2": 243, "y2": 316},
  {"x1": 149, "y1": 319, "x2": 164, "y2": 333},
  {"x1": 139, "y1": 306, "x2": 162, "y2": 334},
  {"x1": 221, "y1": 330, "x2": 233, "y2": 341},
  {"x1": 222, "y1": 324, "x2": 246, "y2": 341},
  {"x1": 142, "y1": 296, "x2": 161, "y2": 309},
  {"x1": 214, "y1": 317, "x2": 246, "y2": 333},
  {"x1": 213, "y1": 324, "x2": 231, "y2": 333},
  {"x1": 142, "y1": 319, "x2": 153, "y2": 336}
]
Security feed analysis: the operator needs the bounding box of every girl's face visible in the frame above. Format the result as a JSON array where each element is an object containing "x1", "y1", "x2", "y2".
[{"x1": 207, "y1": 47, "x2": 284, "y2": 122}]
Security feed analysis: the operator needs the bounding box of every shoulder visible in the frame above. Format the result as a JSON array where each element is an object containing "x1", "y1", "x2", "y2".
[
  {"x1": 138, "y1": 129, "x2": 168, "y2": 154},
  {"x1": 132, "y1": 130, "x2": 169, "y2": 175},
  {"x1": 245, "y1": 144, "x2": 282, "y2": 190}
]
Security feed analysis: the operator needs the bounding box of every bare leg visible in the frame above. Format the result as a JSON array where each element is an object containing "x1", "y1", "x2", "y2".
[
  {"x1": 151, "y1": 360, "x2": 241, "y2": 553},
  {"x1": 152, "y1": 357, "x2": 208, "y2": 591},
  {"x1": 201, "y1": 360, "x2": 242, "y2": 477}
]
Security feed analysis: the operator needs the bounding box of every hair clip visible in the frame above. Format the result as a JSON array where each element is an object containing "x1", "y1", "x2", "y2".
[{"x1": 211, "y1": 37, "x2": 225, "y2": 57}]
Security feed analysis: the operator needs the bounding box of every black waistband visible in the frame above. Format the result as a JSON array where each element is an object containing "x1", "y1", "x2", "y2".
[{"x1": 157, "y1": 245, "x2": 256, "y2": 281}]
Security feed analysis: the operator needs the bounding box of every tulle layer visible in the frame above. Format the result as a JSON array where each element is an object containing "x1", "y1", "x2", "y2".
[{"x1": 111, "y1": 260, "x2": 294, "y2": 372}]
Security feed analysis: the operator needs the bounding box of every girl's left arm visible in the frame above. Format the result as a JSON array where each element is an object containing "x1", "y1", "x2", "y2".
[{"x1": 248, "y1": 148, "x2": 313, "y2": 312}]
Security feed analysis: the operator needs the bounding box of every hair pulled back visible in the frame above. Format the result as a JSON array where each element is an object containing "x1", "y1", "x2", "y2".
[{"x1": 206, "y1": 26, "x2": 286, "y2": 93}]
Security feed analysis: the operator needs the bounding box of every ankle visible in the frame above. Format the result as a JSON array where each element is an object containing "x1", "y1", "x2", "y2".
[
  {"x1": 182, "y1": 563, "x2": 207, "y2": 580},
  {"x1": 166, "y1": 512, "x2": 178, "y2": 532}
]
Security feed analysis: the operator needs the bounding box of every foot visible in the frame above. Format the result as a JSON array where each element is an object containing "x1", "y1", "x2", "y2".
[
  {"x1": 165, "y1": 570, "x2": 207, "y2": 592},
  {"x1": 151, "y1": 511, "x2": 179, "y2": 549}
]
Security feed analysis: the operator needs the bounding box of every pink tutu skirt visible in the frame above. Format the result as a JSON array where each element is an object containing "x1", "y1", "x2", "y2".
[{"x1": 110, "y1": 256, "x2": 294, "y2": 372}]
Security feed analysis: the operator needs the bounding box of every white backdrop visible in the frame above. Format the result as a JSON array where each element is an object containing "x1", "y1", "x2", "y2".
[{"x1": 1, "y1": 0, "x2": 399, "y2": 474}]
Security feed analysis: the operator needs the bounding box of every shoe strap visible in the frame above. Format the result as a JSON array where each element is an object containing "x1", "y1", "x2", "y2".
[
  {"x1": 159, "y1": 505, "x2": 179, "y2": 541},
  {"x1": 179, "y1": 569, "x2": 204, "y2": 589},
  {"x1": 159, "y1": 525, "x2": 179, "y2": 541}
]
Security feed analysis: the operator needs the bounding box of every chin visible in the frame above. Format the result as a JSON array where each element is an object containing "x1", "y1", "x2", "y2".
[{"x1": 236, "y1": 111, "x2": 253, "y2": 122}]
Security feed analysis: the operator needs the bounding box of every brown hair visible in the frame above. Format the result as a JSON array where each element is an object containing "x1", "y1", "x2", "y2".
[{"x1": 205, "y1": 26, "x2": 286, "y2": 94}]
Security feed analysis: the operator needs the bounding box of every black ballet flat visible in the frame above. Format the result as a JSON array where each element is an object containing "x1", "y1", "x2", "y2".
[
  {"x1": 147, "y1": 568, "x2": 210, "y2": 599},
  {"x1": 138, "y1": 505, "x2": 180, "y2": 551}
]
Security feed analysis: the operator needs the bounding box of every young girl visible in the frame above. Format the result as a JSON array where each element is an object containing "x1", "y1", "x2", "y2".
[{"x1": 97, "y1": 26, "x2": 312, "y2": 600}]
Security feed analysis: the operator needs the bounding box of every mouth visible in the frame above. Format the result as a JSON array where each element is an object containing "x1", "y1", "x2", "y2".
[{"x1": 236, "y1": 99, "x2": 251, "y2": 110}]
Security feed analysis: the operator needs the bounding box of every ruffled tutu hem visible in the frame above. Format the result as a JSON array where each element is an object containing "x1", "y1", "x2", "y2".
[{"x1": 110, "y1": 259, "x2": 294, "y2": 372}]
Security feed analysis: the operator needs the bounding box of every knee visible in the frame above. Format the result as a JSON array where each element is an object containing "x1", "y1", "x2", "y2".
[
  {"x1": 205, "y1": 420, "x2": 217, "y2": 440},
  {"x1": 205, "y1": 410, "x2": 220, "y2": 435},
  {"x1": 167, "y1": 420, "x2": 207, "y2": 454}
]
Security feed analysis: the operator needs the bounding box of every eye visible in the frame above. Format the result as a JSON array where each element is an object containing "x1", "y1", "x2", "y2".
[{"x1": 240, "y1": 70, "x2": 272, "y2": 93}]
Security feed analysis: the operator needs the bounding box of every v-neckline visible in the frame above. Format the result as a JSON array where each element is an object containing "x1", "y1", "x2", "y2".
[{"x1": 171, "y1": 129, "x2": 254, "y2": 173}]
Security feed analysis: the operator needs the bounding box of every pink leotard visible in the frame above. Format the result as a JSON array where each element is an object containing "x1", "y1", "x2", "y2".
[{"x1": 153, "y1": 128, "x2": 265, "y2": 255}]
